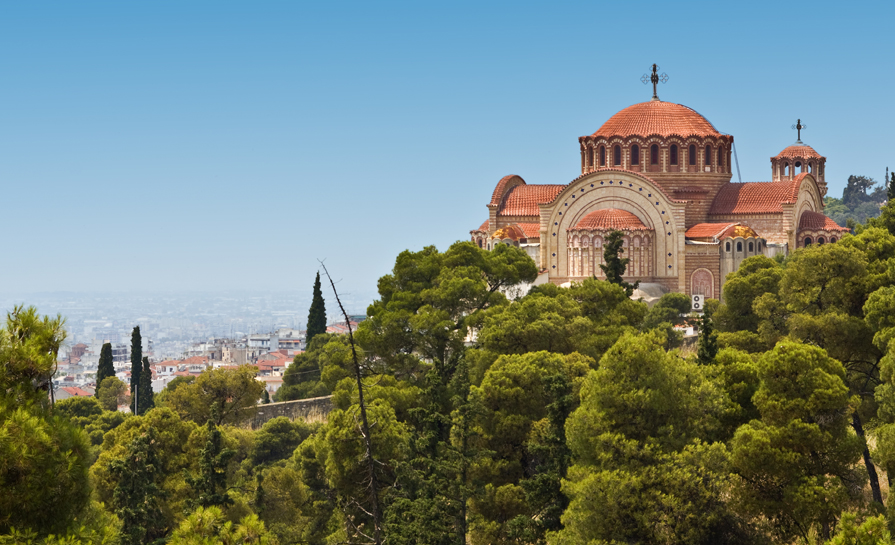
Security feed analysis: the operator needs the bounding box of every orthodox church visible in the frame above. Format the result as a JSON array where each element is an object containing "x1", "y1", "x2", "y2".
[{"x1": 470, "y1": 67, "x2": 848, "y2": 300}]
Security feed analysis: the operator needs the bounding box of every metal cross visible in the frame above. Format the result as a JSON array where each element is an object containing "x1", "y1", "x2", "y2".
[
  {"x1": 791, "y1": 119, "x2": 807, "y2": 143},
  {"x1": 641, "y1": 64, "x2": 668, "y2": 101}
]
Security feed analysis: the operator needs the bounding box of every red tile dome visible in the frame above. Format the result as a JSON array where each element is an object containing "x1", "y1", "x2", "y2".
[
  {"x1": 591, "y1": 101, "x2": 722, "y2": 139},
  {"x1": 571, "y1": 209, "x2": 650, "y2": 231},
  {"x1": 774, "y1": 144, "x2": 824, "y2": 160},
  {"x1": 799, "y1": 211, "x2": 849, "y2": 231}
]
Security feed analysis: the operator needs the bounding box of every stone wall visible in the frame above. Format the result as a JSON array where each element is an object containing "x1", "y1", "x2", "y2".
[{"x1": 238, "y1": 395, "x2": 334, "y2": 430}]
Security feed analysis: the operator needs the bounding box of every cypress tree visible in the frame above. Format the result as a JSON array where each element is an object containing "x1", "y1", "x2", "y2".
[
  {"x1": 110, "y1": 429, "x2": 167, "y2": 545},
  {"x1": 184, "y1": 416, "x2": 236, "y2": 512},
  {"x1": 95, "y1": 342, "x2": 114, "y2": 398},
  {"x1": 306, "y1": 272, "x2": 327, "y2": 346},
  {"x1": 129, "y1": 326, "x2": 142, "y2": 414},
  {"x1": 599, "y1": 230, "x2": 640, "y2": 296},
  {"x1": 139, "y1": 356, "x2": 154, "y2": 413},
  {"x1": 888, "y1": 168, "x2": 895, "y2": 203},
  {"x1": 697, "y1": 311, "x2": 718, "y2": 364}
]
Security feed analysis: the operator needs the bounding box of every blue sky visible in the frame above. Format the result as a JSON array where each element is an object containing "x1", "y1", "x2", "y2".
[{"x1": 1, "y1": 0, "x2": 892, "y2": 297}]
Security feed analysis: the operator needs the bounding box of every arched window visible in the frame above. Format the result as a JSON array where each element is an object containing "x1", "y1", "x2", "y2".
[
  {"x1": 831, "y1": 237, "x2": 837, "y2": 243},
  {"x1": 689, "y1": 144, "x2": 696, "y2": 165},
  {"x1": 736, "y1": 241, "x2": 742, "y2": 252},
  {"x1": 650, "y1": 144, "x2": 659, "y2": 165},
  {"x1": 599, "y1": 146, "x2": 606, "y2": 166},
  {"x1": 705, "y1": 145, "x2": 712, "y2": 166},
  {"x1": 631, "y1": 145, "x2": 640, "y2": 165},
  {"x1": 795, "y1": 161, "x2": 802, "y2": 172},
  {"x1": 477, "y1": 239, "x2": 483, "y2": 248},
  {"x1": 718, "y1": 147, "x2": 724, "y2": 167},
  {"x1": 725, "y1": 241, "x2": 731, "y2": 252},
  {"x1": 670, "y1": 144, "x2": 678, "y2": 165},
  {"x1": 614, "y1": 145, "x2": 621, "y2": 166},
  {"x1": 748, "y1": 241, "x2": 754, "y2": 252},
  {"x1": 587, "y1": 147, "x2": 594, "y2": 168},
  {"x1": 784, "y1": 163, "x2": 790, "y2": 176},
  {"x1": 809, "y1": 162, "x2": 814, "y2": 174},
  {"x1": 804, "y1": 237, "x2": 812, "y2": 247},
  {"x1": 817, "y1": 237, "x2": 826, "y2": 245}
]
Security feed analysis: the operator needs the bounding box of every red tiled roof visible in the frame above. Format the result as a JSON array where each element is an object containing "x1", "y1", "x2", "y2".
[
  {"x1": 491, "y1": 224, "x2": 527, "y2": 241},
  {"x1": 591, "y1": 101, "x2": 723, "y2": 139},
  {"x1": 710, "y1": 181, "x2": 799, "y2": 214},
  {"x1": 472, "y1": 219, "x2": 489, "y2": 233},
  {"x1": 685, "y1": 223, "x2": 736, "y2": 239},
  {"x1": 517, "y1": 223, "x2": 541, "y2": 239},
  {"x1": 774, "y1": 144, "x2": 824, "y2": 160},
  {"x1": 799, "y1": 211, "x2": 850, "y2": 232},
  {"x1": 499, "y1": 184, "x2": 566, "y2": 216},
  {"x1": 489, "y1": 175, "x2": 525, "y2": 207},
  {"x1": 569, "y1": 209, "x2": 650, "y2": 231},
  {"x1": 60, "y1": 386, "x2": 92, "y2": 397}
]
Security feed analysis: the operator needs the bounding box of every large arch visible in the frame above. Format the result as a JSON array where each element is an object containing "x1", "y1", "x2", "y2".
[{"x1": 540, "y1": 170, "x2": 686, "y2": 283}]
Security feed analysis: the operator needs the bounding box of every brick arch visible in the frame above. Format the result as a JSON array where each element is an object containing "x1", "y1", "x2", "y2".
[{"x1": 690, "y1": 268, "x2": 714, "y2": 299}]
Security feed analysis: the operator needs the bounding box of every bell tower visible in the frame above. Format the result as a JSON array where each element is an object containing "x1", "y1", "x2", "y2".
[{"x1": 770, "y1": 119, "x2": 827, "y2": 196}]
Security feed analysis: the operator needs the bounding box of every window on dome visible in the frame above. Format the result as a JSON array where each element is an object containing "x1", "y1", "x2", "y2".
[
  {"x1": 689, "y1": 145, "x2": 696, "y2": 165},
  {"x1": 705, "y1": 145, "x2": 712, "y2": 166},
  {"x1": 614, "y1": 145, "x2": 621, "y2": 166},
  {"x1": 670, "y1": 145, "x2": 678, "y2": 165},
  {"x1": 725, "y1": 242, "x2": 731, "y2": 252},
  {"x1": 631, "y1": 145, "x2": 640, "y2": 165},
  {"x1": 809, "y1": 162, "x2": 814, "y2": 174},
  {"x1": 600, "y1": 146, "x2": 606, "y2": 166},
  {"x1": 718, "y1": 147, "x2": 724, "y2": 167},
  {"x1": 650, "y1": 144, "x2": 659, "y2": 165},
  {"x1": 748, "y1": 241, "x2": 753, "y2": 252},
  {"x1": 817, "y1": 237, "x2": 825, "y2": 245},
  {"x1": 804, "y1": 237, "x2": 812, "y2": 247},
  {"x1": 784, "y1": 163, "x2": 790, "y2": 176},
  {"x1": 737, "y1": 241, "x2": 742, "y2": 252},
  {"x1": 831, "y1": 237, "x2": 837, "y2": 243}
]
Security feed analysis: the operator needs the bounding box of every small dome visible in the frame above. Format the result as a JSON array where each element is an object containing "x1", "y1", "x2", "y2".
[
  {"x1": 799, "y1": 211, "x2": 849, "y2": 231},
  {"x1": 571, "y1": 209, "x2": 650, "y2": 231},
  {"x1": 774, "y1": 144, "x2": 824, "y2": 160},
  {"x1": 591, "y1": 101, "x2": 722, "y2": 139},
  {"x1": 490, "y1": 225, "x2": 526, "y2": 241}
]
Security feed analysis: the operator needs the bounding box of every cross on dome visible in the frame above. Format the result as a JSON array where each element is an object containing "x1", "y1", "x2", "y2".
[
  {"x1": 792, "y1": 118, "x2": 807, "y2": 144},
  {"x1": 641, "y1": 64, "x2": 668, "y2": 102}
]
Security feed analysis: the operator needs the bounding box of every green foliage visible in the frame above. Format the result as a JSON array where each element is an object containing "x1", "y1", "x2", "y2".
[
  {"x1": 826, "y1": 175, "x2": 887, "y2": 227},
  {"x1": 165, "y1": 365, "x2": 264, "y2": 425},
  {"x1": 276, "y1": 333, "x2": 351, "y2": 402},
  {"x1": 184, "y1": 418, "x2": 237, "y2": 512},
  {"x1": 138, "y1": 356, "x2": 154, "y2": 414},
  {"x1": 730, "y1": 341, "x2": 864, "y2": 542},
  {"x1": 828, "y1": 513, "x2": 893, "y2": 545},
  {"x1": 306, "y1": 272, "x2": 327, "y2": 347},
  {"x1": 714, "y1": 255, "x2": 782, "y2": 334},
  {"x1": 250, "y1": 416, "x2": 314, "y2": 466},
  {"x1": 168, "y1": 505, "x2": 278, "y2": 545},
  {"x1": 128, "y1": 326, "x2": 142, "y2": 415},
  {"x1": 642, "y1": 291, "x2": 690, "y2": 329},
  {"x1": 96, "y1": 376, "x2": 128, "y2": 412},
  {"x1": 56, "y1": 395, "x2": 104, "y2": 419},
  {"x1": 95, "y1": 343, "x2": 114, "y2": 399},
  {"x1": 697, "y1": 311, "x2": 718, "y2": 364},
  {"x1": 0, "y1": 305, "x2": 66, "y2": 406},
  {"x1": 110, "y1": 428, "x2": 168, "y2": 545},
  {"x1": 599, "y1": 229, "x2": 639, "y2": 296}
]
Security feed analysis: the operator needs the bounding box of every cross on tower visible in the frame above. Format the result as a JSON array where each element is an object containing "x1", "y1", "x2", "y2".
[
  {"x1": 641, "y1": 64, "x2": 668, "y2": 101},
  {"x1": 792, "y1": 119, "x2": 807, "y2": 143}
]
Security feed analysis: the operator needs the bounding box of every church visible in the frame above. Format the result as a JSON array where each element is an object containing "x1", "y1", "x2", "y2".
[{"x1": 470, "y1": 67, "x2": 848, "y2": 300}]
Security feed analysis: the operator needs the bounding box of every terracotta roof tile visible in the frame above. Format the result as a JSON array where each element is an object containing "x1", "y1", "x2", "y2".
[
  {"x1": 499, "y1": 184, "x2": 566, "y2": 216},
  {"x1": 60, "y1": 386, "x2": 92, "y2": 397},
  {"x1": 569, "y1": 209, "x2": 650, "y2": 231},
  {"x1": 489, "y1": 175, "x2": 525, "y2": 207},
  {"x1": 685, "y1": 223, "x2": 736, "y2": 239},
  {"x1": 590, "y1": 101, "x2": 723, "y2": 139},
  {"x1": 710, "y1": 181, "x2": 798, "y2": 214},
  {"x1": 517, "y1": 223, "x2": 541, "y2": 238},
  {"x1": 473, "y1": 219, "x2": 489, "y2": 232},
  {"x1": 799, "y1": 211, "x2": 850, "y2": 232},
  {"x1": 774, "y1": 144, "x2": 824, "y2": 160}
]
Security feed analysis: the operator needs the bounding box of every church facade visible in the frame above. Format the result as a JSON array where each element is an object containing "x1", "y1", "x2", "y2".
[{"x1": 470, "y1": 90, "x2": 848, "y2": 299}]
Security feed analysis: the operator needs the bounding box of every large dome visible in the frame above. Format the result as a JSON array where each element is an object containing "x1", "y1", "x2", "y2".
[{"x1": 591, "y1": 101, "x2": 722, "y2": 139}]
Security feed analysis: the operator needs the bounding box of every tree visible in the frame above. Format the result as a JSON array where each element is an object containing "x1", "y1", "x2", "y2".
[
  {"x1": 95, "y1": 343, "x2": 114, "y2": 399},
  {"x1": 165, "y1": 365, "x2": 264, "y2": 425},
  {"x1": 0, "y1": 305, "x2": 66, "y2": 406},
  {"x1": 184, "y1": 416, "x2": 236, "y2": 512},
  {"x1": 97, "y1": 376, "x2": 128, "y2": 412},
  {"x1": 713, "y1": 255, "x2": 782, "y2": 334},
  {"x1": 56, "y1": 395, "x2": 104, "y2": 419},
  {"x1": 599, "y1": 230, "x2": 639, "y2": 296},
  {"x1": 128, "y1": 326, "x2": 142, "y2": 415},
  {"x1": 110, "y1": 429, "x2": 167, "y2": 545},
  {"x1": 730, "y1": 341, "x2": 864, "y2": 542},
  {"x1": 168, "y1": 506, "x2": 278, "y2": 545},
  {"x1": 250, "y1": 416, "x2": 314, "y2": 466},
  {"x1": 306, "y1": 272, "x2": 327, "y2": 347},
  {"x1": 697, "y1": 311, "x2": 718, "y2": 364},
  {"x1": 138, "y1": 356, "x2": 154, "y2": 414},
  {"x1": 888, "y1": 168, "x2": 895, "y2": 203}
]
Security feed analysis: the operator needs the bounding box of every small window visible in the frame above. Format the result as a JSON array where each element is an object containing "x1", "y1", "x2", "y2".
[
  {"x1": 736, "y1": 241, "x2": 742, "y2": 252},
  {"x1": 718, "y1": 147, "x2": 724, "y2": 167},
  {"x1": 614, "y1": 145, "x2": 621, "y2": 166},
  {"x1": 784, "y1": 163, "x2": 790, "y2": 176},
  {"x1": 689, "y1": 144, "x2": 696, "y2": 165},
  {"x1": 650, "y1": 144, "x2": 659, "y2": 165},
  {"x1": 705, "y1": 145, "x2": 712, "y2": 166},
  {"x1": 830, "y1": 237, "x2": 837, "y2": 243},
  {"x1": 631, "y1": 145, "x2": 640, "y2": 165},
  {"x1": 817, "y1": 237, "x2": 826, "y2": 245},
  {"x1": 725, "y1": 241, "x2": 731, "y2": 252},
  {"x1": 748, "y1": 241, "x2": 754, "y2": 252},
  {"x1": 804, "y1": 237, "x2": 812, "y2": 247},
  {"x1": 600, "y1": 146, "x2": 606, "y2": 166},
  {"x1": 477, "y1": 239, "x2": 483, "y2": 248},
  {"x1": 670, "y1": 145, "x2": 678, "y2": 165}
]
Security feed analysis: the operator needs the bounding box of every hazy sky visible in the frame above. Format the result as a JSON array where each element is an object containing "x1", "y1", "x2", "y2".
[{"x1": 2, "y1": 0, "x2": 892, "y2": 297}]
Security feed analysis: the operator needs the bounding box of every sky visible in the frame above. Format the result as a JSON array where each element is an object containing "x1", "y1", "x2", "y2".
[{"x1": 1, "y1": 0, "x2": 893, "y2": 300}]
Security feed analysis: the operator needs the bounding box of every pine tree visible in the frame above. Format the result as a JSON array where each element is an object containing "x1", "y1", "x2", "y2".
[
  {"x1": 129, "y1": 326, "x2": 142, "y2": 415},
  {"x1": 697, "y1": 311, "x2": 718, "y2": 364},
  {"x1": 110, "y1": 429, "x2": 167, "y2": 545},
  {"x1": 139, "y1": 356, "x2": 154, "y2": 413},
  {"x1": 95, "y1": 342, "x2": 114, "y2": 399},
  {"x1": 599, "y1": 230, "x2": 640, "y2": 296},
  {"x1": 888, "y1": 168, "x2": 895, "y2": 203},
  {"x1": 306, "y1": 272, "x2": 327, "y2": 346},
  {"x1": 184, "y1": 415, "x2": 236, "y2": 512}
]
